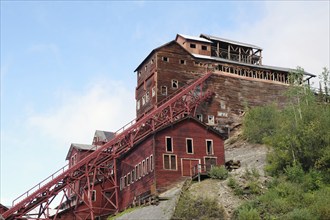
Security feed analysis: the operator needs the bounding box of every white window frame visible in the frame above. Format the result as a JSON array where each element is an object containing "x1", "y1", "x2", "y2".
[
  {"x1": 150, "y1": 154, "x2": 154, "y2": 171},
  {"x1": 137, "y1": 100, "x2": 140, "y2": 110},
  {"x1": 146, "y1": 157, "x2": 150, "y2": 173},
  {"x1": 197, "y1": 114, "x2": 203, "y2": 122},
  {"x1": 172, "y1": 79, "x2": 179, "y2": 89},
  {"x1": 161, "y1": 86, "x2": 167, "y2": 95},
  {"x1": 186, "y1": 138, "x2": 194, "y2": 154},
  {"x1": 206, "y1": 139, "x2": 214, "y2": 155},
  {"x1": 152, "y1": 87, "x2": 156, "y2": 97},
  {"x1": 135, "y1": 165, "x2": 138, "y2": 181},
  {"x1": 142, "y1": 96, "x2": 146, "y2": 106},
  {"x1": 163, "y1": 154, "x2": 177, "y2": 171},
  {"x1": 165, "y1": 136, "x2": 173, "y2": 152},
  {"x1": 179, "y1": 59, "x2": 186, "y2": 65},
  {"x1": 162, "y1": 56, "x2": 169, "y2": 62},
  {"x1": 208, "y1": 115, "x2": 215, "y2": 125},
  {"x1": 142, "y1": 160, "x2": 146, "y2": 176}
]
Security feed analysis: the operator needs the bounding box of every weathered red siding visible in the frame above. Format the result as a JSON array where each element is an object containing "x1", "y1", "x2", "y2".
[
  {"x1": 118, "y1": 138, "x2": 155, "y2": 210},
  {"x1": 154, "y1": 118, "x2": 224, "y2": 192}
]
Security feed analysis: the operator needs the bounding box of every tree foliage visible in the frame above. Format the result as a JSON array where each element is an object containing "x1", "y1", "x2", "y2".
[{"x1": 243, "y1": 67, "x2": 330, "y2": 177}]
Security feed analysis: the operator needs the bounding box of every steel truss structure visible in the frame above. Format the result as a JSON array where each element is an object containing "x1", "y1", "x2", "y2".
[{"x1": 3, "y1": 71, "x2": 214, "y2": 220}]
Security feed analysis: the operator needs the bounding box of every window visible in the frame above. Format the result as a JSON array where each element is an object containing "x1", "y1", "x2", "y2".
[
  {"x1": 206, "y1": 140, "x2": 214, "y2": 155},
  {"x1": 162, "y1": 56, "x2": 169, "y2": 62},
  {"x1": 208, "y1": 115, "x2": 215, "y2": 124},
  {"x1": 137, "y1": 100, "x2": 140, "y2": 110},
  {"x1": 197, "y1": 114, "x2": 203, "y2": 122},
  {"x1": 124, "y1": 175, "x2": 127, "y2": 187},
  {"x1": 172, "y1": 79, "x2": 179, "y2": 89},
  {"x1": 127, "y1": 173, "x2": 131, "y2": 186},
  {"x1": 190, "y1": 43, "x2": 196, "y2": 48},
  {"x1": 151, "y1": 59, "x2": 154, "y2": 64},
  {"x1": 152, "y1": 87, "x2": 156, "y2": 97},
  {"x1": 145, "y1": 91, "x2": 150, "y2": 103},
  {"x1": 71, "y1": 154, "x2": 77, "y2": 167},
  {"x1": 138, "y1": 71, "x2": 141, "y2": 78},
  {"x1": 150, "y1": 155, "x2": 154, "y2": 171},
  {"x1": 163, "y1": 154, "x2": 177, "y2": 170},
  {"x1": 166, "y1": 136, "x2": 173, "y2": 152},
  {"x1": 144, "y1": 65, "x2": 147, "y2": 71},
  {"x1": 142, "y1": 160, "x2": 146, "y2": 176},
  {"x1": 179, "y1": 59, "x2": 186, "y2": 65},
  {"x1": 161, "y1": 86, "x2": 167, "y2": 95},
  {"x1": 146, "y1": 157, "x2": 150, "y2": 173},
  {"x1": 131, "y1": 170, "x2": 135, "y2": 183},
  {"x1": 135, "y1": 165, "x2": 138, "y2": 180},
  {"x1": 138, "y1": 163, "x2": 142, "y2": 179},
  {"x1": 201, "y1": 45, "x2": 208, "y2": 50},
  {"x1": 142, "y1": 96, "x2": 146, "y2": 106},
  {"x1": 91, "y1": 190, "x2": 96, "y2": 202},
  {"x1": 186, "y1": 138, "x2": 193, "y2": 154},
  {"x1": 220, "y1": 101, "x2": 226, "y2": 109},
  {"x1": 120, "y1": 177, "x2": 123, "y2": 190}
]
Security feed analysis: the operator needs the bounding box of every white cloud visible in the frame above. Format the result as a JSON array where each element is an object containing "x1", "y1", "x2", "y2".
[
  {"x1": 225, "y1": 1, "x2": 329, "y2": 85},
  {"x1": 27, "y1": 78, "x2": 135, "y2": 148}
]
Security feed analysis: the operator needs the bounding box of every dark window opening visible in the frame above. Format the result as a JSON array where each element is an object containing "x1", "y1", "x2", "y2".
[
  {"x1": 206, "y1": 140, "x2": 213, "y2": 155},
  {"x1": 162, "y1": 57, "x2": 169, "y2": 62},
  {"x1": 180, "y1": 59, "x2": 186, "y2": 65},
  {"x1": 186, "y1": 139, "x2": 193, "y2": 154},
  {"x1": 172, "y1": 79, "x2": 179, "y2": 89},
  {"x1": 166, "y1": 137, "x2": 173, "y2": 152},
  {"x1": 201, "y1": 45, "x2": 208, "y2": 50},
  {"x1": 190, "y1": 43, "x2": 196, "y2": 48}
]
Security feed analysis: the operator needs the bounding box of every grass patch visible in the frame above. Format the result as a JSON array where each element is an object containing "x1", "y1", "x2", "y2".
[{"x1": 172, "y1": 192, "x2": 225, "y2": 220}]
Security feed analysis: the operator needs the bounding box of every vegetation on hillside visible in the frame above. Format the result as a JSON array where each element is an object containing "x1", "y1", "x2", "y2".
[{"x1": 237, "y1": 67, "x2": 330, "y2": 219}]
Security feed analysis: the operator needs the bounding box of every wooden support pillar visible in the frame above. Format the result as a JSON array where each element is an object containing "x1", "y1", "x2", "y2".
[
  {"x1": 217, "y1": 42, "x2": 220, "y2": 57},
  {"x1": 228, "y1": 45, "x2": 230, "y2": 60},
  {"x1": 239, "y1": 47, "x2": 241, "y2": 62}
]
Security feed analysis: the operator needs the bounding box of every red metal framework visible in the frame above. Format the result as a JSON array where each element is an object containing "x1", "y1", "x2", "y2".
[{"x1": 3, "y1": 71, "x2": 214, "y2": 220}]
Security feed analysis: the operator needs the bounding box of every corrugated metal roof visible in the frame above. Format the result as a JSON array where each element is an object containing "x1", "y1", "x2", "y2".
[
  {"x1": 200, "y1": 34, "x2": 263, "y2": 50},
  {"x1": 192, "y1": 53, "x2": 316, "y2": 77},
  {"x1": 65, "y1": 143, "x2": 98, "y2": 160},
  {"x1": 94, "y1": 130, "x2": 115, "y2": 142},
  {"x1": 177, "y1": 34, "x2": 212, "y2": 43}
]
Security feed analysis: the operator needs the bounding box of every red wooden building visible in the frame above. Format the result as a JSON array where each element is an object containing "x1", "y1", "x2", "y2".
[{"x1": 3, "y1": 33, "x2": 315, "y2": 220}]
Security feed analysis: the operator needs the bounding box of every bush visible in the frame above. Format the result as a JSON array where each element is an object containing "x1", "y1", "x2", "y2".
[
  {"x1": 285, "y1": 164, "x2": 304, "y2": 183},
  {"x1": 173, "y1": 192, "x2": 225, "y2": 220},
  {"x1": 208, "y1": 166, "x2": 229, "y2": 180},
  {"x1": 282, "y1": 208, "x2": 315, "y2": 220},
  {"x1": 247, "y1": 181, "x2": 261, "y2": 195},
  {"x1": 237, "y1": 206, "x2": 260, "y2": 220},
  {"x1": 242, "y1": 104, "x2": 279, "y2": 144}
]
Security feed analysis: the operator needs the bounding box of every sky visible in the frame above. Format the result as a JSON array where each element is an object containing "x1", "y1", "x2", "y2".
[{"x1": 1, "y1": 1, "x2": 329, "y2": 206}]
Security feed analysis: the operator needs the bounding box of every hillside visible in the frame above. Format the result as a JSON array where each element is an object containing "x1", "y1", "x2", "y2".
[{"x1": 110, "y1": 128, "x2": 269, "y2": 220}]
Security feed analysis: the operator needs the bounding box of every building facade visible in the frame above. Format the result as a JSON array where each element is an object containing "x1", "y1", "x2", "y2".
[{"x1": 134, "y1": 33, "x2": 315, "y2": 131}]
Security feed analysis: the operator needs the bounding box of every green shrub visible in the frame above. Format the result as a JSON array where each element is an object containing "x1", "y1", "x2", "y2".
[
  {"x1": 237, "y1": 206, "x2": 260, "y2": 220},
  {"x1": 242, "y1": 104, "x2": 279, "y2": 144},
  {"x1": 282, "y1": 208, "x2": 315, "y2": 220},
  {"x1": 208, "y1": 165, "x2": 229, "y2": 180},
  {"x1": 247, "y1": 180, "x2": 261, "y2": 195},
  {"x1": 173, "y1": 192, "x2": 225, "y2": 220},
  {"x1": 251, "y1": 167, "x2": 260, "y2": 179},
  {"x1": 285, "y1": 164, "x2": 304, "y2": 183},
  {"x1": 227, "y1": 177, "x2": 237, "y2": 188}
]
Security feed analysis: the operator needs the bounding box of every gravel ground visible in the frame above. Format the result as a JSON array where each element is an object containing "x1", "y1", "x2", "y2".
[{"x1": 114, "y1": 182, "x2": 184, "y2": 220}]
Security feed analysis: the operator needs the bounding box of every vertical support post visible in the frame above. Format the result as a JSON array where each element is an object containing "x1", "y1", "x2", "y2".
[{"x1": 228, "y1": 45, "x2": 231, "y2": 60}]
